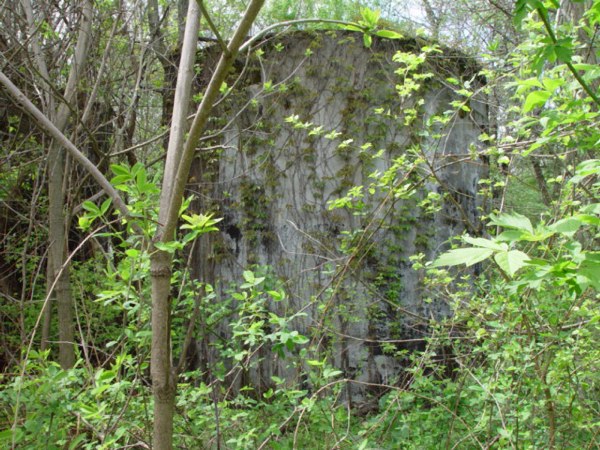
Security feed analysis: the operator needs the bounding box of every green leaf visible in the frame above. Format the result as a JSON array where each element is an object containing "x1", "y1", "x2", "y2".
[
  {"x1": 243, "y1": 270, "x2": 255, "y2": 283},
  {"x1": 496, "y1": 230, "x2": 527, "y2": 242},
  {"x1": 343, "y1": 24, "x2": 363, "y2": 32},
  {"x1": 513, "y1": 0, "x2": 545, "y2": 27},
  {"x1": 125, "y1": 248, "x2": 140, "y2": 258},
  {"x1": 363, "y1": 33, "x2": 372, "y2": 48},
  {"x1": 494, "y1": 250, "x2": 530, "y2": 277},
  {"x1": 82, "y1": 201, "x2": 101, "y2": 215},
  {"x1": 110, "y1": 174, "x2": 131, "y2": 186},
  {"x1": 110, "y1": 164, "x2": 130, "y2": 176},
  {"x1": 180, "y1": 213, "x2": 222, "y2": 233},
  {"x1": 489, "y1": 212, "x2": 534, "y2": 234},
  {"x1": 550, "y1": 217, "x2": 583, "y2": 237},
  {"x1": 541, "y1": 77, "x2": 564, "y2": 91},
  {"x1": 432, "y1": 247, "x2": 494, "y2": 268},
  {"x1": 579, "y1": 255, "x2": 600, "y2": 290},
  {"x1": 268, "y1": 290, "x2": 285, "y2": 301},
  {"x1": 581, "y1": 203, "x2": 600, "y2": 215},
  {"x1": 375, "y1": 29, "x2": 403, "y2": 39},
  {"x1": 100, "y1": 198, "x2": 112, "y2": 214},
  {"x1": 154, "y1": 241, "x2": 183, "y2": 253},
  {"x1": 463, "y1": 236, "x2": 507, "y2": 251},
  {"x1": 67, "y1": 434, "x2": 88, "y2": 450},
  {"x1": 241, "y1": 270, "x2": 265, "y2": 288},
  {"x1": 78, "y1": 216, "x2": 91, "y2": 230},
  {"x1": 307, "y1": 359, "x2": 324, "y2": 366},
  {"x1": 570, "y1": 159, "x2": 600, "y2": 183},
  {"x1": 360, "y1": 7, "x2": 380, "y2": 28},
  {"x1": 523, "y1": 90, "x2": 551, "y2": 112}
]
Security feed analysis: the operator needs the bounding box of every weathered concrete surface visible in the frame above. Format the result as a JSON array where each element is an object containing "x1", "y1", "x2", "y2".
[{"x1": 188, "y1": 30, "x2": 488, "y2": 399}]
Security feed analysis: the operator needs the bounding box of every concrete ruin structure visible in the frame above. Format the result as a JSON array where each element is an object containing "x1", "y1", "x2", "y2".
[{"x1": 187, "y1": 30, "x2": 488, "y2": 400}]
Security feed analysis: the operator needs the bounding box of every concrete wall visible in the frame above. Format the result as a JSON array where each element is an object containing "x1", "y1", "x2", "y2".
[{"x1": 188, "y1": 30, "x2": 488, "y2": 399}]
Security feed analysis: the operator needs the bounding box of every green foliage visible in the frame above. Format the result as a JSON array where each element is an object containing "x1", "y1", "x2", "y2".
[
  {"x1": 0, "y1": 351, "x2": 151, "y2": 449},
  {"x1": 344, "y1": 7, "x2": 403, "y2": 47},
  {"x1": 3, "y1": 1, "x2": 600, "y2": 449}
]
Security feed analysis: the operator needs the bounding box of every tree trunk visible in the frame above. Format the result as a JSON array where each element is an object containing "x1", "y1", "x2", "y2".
[
  {"x1": 40, "y1": 258, "x2": 53, "y2": 352},
  {"x1": 47, "y1": 144, "x2": 75, "y2": 368},
  {"x1": 149, "y1": 1, "x2": 265, "y2": 448},
  {"x1": 46, "y1": 0, "x2": 93, "y2": 369},
  {"x1": 150, "y1": 250, "x2": 176, "y2": 449}
]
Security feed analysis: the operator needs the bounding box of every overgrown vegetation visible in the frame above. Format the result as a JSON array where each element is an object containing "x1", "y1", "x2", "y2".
[{"x1": 0, "y1": 1, "x2": 598, "y2": 449}]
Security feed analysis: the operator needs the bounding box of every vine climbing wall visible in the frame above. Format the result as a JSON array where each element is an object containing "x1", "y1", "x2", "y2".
[{"x1": 187, "y1": 30, "x2": 488, "y2": 400}]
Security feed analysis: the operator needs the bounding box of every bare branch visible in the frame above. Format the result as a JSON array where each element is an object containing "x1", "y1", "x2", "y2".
[
  {"x1": 158, "y1": 0, "x2": 201, "y2": 215},
  {"x1": 197, "y1": 0, "x2": 228, "y2": 54},
  {"x1": 158, "y1": 0, "x2": 266, "y2": 241},
  {"x1": 0, "y1": 70, "x2": 131, "y2": 218}
]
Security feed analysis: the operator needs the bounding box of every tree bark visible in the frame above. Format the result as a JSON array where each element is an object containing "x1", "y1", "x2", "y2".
[
  {"x1": 46, "y1": 0, "x2": 93, "y2": 368},
  {"x1": 47, "y1": 143, "x2": 76, "y2": 369},
  {"x1": 150, "y1": 1, "x2": 265, "y2": 448},
  {"x1": 150, "y1": 2, "x2": 200, "y2": 446},
  {"x1": 7, "y1": 0, "x2": 109, "y2": 367}
]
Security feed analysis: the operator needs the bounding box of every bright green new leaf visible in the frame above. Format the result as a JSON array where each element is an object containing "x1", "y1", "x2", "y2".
[
  {"x1": 463, "y1": 236, "x2": 507, "y2": 251},
  {"x1": 78, "y1": 216, "x2": 91, "y2": 230},
  {"x1": 180, "y1": 213, "x2": 222, "y2": 233},
  {"x1": 375, "y1": 30, "x2": 403, "y2": 39},
  {"x1": 494, "y1": 250, "x2": 531, "y2": 277},
  {"x1": 125, "y1": 248, "x2": 140, "y2": 258},
  {"x1": 541, "y1": 77, "x2": 564, "y2": 91},
  {"x1": 489, "y1": 212, "x2": 534, "y2": 234},
  {"x1": 360, "y1": 7, "x2": 380, "y2": 28},
  {"x1": 343, "y1": 24, "x2": 363, "y2": 32},
  {"x1": 523, "y1": 90, "x2": 551, "y2": 112},
  {"x1": 432, "y1": 247, "x2": 494, "y2": 268}
]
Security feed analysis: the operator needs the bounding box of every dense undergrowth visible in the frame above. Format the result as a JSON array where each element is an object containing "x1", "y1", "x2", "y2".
[{"x1": 1, "y1": 1, "x2": 599, "y2": 449}]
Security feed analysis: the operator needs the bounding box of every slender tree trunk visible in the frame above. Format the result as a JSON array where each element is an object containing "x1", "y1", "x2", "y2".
[
  {"x1": 47, "y1": 144, "x2": 75, "y2": 368},
  {"x1": 150, "y1": 2, "x2": 200, "y2": 447},
  {"x1": 20, "y1": 0, "x2": 93, "y2": 366},
  {"x1": 150, "y1": 1, "x2": 265, "y2": 448},
  {"x1": 40, "y1": 258, "x2": 52, "y2": 351},
  {"x1": 150, "y1": 250, "x2": 176, "y2": 449},
  {"x1": 47, "y1": 0, "x2": 93, "y2": 368}
]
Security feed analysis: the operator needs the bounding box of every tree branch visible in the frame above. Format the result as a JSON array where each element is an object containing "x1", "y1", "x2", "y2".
[
  {"x1": 197, "y1": 0, "x2": 228, "y2": 54},
  {"x1": 0, "y1": 70, "x2": 131, "y2": 218},
  {"x1": 157, "y1": 0, "x2": 266, "y2": 242},
  {"x1": 536, "y1": 6, "x2": 600, "y2": 108}
]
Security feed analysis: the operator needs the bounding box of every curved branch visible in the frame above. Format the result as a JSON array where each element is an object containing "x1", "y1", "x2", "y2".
[{"x1": 240, "y1": 18, "x2": 359, "y2": 52}]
